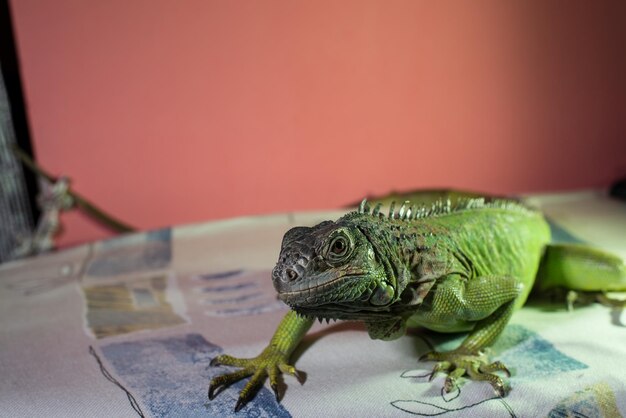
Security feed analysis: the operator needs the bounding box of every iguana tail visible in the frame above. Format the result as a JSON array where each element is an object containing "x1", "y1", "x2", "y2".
[{"x1": 536, "y1": 243, "x2": 626, "y2": 292}]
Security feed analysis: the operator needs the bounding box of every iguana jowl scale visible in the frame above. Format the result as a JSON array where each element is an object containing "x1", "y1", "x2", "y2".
[{"x1": 209, "y1": 198, "x2": 626, "y2": 411}]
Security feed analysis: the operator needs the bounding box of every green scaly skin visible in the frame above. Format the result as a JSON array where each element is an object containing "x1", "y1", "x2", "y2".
[{"x1": 209, "y1": 198, "x2": 626, "y2": 411}]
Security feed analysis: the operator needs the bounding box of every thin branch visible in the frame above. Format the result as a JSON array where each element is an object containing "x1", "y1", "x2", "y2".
[{"x1": 12, "y1": 144, "x2": 136, "y2": 233}]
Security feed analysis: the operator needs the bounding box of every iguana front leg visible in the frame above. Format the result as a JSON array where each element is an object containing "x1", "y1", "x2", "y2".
[
  {"x1": 414, "y1": 274, "x2": 522, "y2": 396},
  {"x1": 209, "y1": 310, "x2": 313, "y2": 411}
]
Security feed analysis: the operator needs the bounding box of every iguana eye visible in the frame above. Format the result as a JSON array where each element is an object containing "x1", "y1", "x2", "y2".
[
  {"x1": 330, "y1": 237, "x2": 347, "y2": 256},
  {"x1": 326, "y1": 231, "x2": 353, "y2": 264}
]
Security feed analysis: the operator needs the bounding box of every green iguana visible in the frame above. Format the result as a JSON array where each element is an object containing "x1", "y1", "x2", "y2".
[{"x1": 208, "y1": 198, "x2": 626, "y2": 411}]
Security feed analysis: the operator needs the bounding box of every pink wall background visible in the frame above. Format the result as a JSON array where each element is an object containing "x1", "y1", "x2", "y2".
[{"x1": 9, "y1": 1, "x2": 626, "y2": 247}]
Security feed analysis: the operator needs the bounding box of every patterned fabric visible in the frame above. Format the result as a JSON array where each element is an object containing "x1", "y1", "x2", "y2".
[{"x1": 0, "y1": 191, "x2": 624, "y2": 417}]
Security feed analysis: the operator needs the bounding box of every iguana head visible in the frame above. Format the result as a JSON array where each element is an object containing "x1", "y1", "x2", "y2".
[{"x1": 271, "y1": 218, "x2": 399, "y2": 320}]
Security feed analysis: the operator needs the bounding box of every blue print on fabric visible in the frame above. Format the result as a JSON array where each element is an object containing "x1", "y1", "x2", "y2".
[
  {"x1": 86, "y1": 228, "x2": 172, "y2": 276},
  {"x1": 201, "y1": 282, "x2": 258, "y2": 292},
  {"x1": 195, "y1": 270, "x2": 244, "y2": 281},
  {"x1": 431, "y1": 325, "x2": 588, "y2": 379},
  {"x1": 495, "y1": 325, "x2": 588, "y2": 379},
  {"x1": 197, "y1": 270, "x2": 288, "y2": 318},
  {"x1": 100, "y1": 333, "x2": 291, "y2": 418},
  {"x1": 548, "y1": 399, "x2": 604, "y2": 418},
  {"x1": 547, "y1": 383, "x2": 622, "y2": 418}
]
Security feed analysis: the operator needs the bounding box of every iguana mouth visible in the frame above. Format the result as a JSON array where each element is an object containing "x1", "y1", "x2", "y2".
[
  {"x1": 292, "y1": 303, "x2": 401, "y2": 321},
  {"x1": 276, "y1": 272, "x2": 367, "y2": 304},
  {"x1": 277, "y1": 272, "x2": 396, "y2": 312}
]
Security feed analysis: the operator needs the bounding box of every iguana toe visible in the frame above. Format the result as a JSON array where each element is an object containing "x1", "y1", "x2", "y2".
[
  {"x1": 209, "y1": 347, "x2": 302, "y2": 411},
  {"x1": 420, "y1": 350, "x2": 510, "y2": 396},
  {"x1": 208, "y1": 368, "x2": 251, "y2": 400}
]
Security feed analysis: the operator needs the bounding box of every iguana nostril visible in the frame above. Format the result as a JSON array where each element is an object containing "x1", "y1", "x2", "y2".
[{"x1": 285, "y1": 268, "x2": 298, "y2": 281}]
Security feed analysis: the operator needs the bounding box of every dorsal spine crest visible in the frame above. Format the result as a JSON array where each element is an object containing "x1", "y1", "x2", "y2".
[{"x1": 355, "y1": 197, "x2": 531, "y2": 221}]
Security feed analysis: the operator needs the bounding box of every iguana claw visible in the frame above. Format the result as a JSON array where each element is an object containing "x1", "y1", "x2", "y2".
[
  {"x1": 420, "y1": 351, "x2": 510, "y2": 396},
  {"x1": 208, "y1": 349, "x2": 301, "y2": 411}
]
